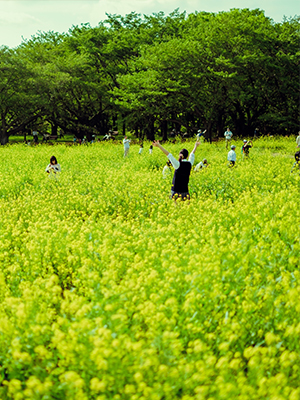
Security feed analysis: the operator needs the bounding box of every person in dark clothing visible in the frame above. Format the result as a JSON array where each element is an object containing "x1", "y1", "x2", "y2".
[
  {"x1": 291, "y1": 150, "x2": 300, "y2": 173},
  {"x1": 153, "y1": 140, "x2": 200, "y2": 200},
  {"x1": 241, "y1": 140, "x2": 253, "y2": 157}
]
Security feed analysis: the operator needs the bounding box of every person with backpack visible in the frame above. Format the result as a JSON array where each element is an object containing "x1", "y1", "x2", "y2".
[{"x1": 153, "y1": 140, "x2": 200, "y2": 200}]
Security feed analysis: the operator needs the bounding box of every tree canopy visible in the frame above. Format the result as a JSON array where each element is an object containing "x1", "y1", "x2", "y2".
[{"x1": 0, "y1": 8, "x2": 299, "y2": 144}]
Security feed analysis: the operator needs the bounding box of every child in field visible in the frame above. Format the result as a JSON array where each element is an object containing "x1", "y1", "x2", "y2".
[
  {"x1": 291, "y1": 150, "x2": 300, "y2": 173},
  {"x1": 153, "y1": 140, "x2": 200, "y2": 200},
  {"x1": 162, "y1": 160, "x2": 172, "y2": 178},
  {"x1": 194, "y1": 159, "x2": 208, "y2": 172},
  {"x1": 228, "y1": 145, "x2": 236, "y2": 167},
  {"x1": 139, "y1": 144, "x2": 143, "y2": 154},
  {"x1": 45, "y1": 156, "x2": 61, "y2": 175},
  {"x1": 241, "y1": 140, "x2": 253, "y2": 157},
  {"x1": 149, "y1": 145, "x2": 153, "y2": 154}
]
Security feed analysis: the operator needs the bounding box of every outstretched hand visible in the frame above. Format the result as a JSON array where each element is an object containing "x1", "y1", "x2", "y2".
[{"x1": 152, "y1": 140, "x2": 160, "y2": 147}]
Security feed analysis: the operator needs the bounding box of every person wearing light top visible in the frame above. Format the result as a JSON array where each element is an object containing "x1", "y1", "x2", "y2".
[
  {"x1": 123, "y1": 136, "x2": 131, "y2": 157},
  {"x1": 227, "y1": 145, "x2": 236, "y2": 167},
  {"x1": 162, "y1": 160, "x2": 172, "y2": 178},
  {"x1": 224, "y1": 128, "x2": 233, "y2": 148},
  {"x1": 196, "y1": 129, "x2": 206, "y2": 142},
  {"x1": 194, "y1": 158, "x2": 208, "y2": 172},
  {"x1": 296, "y1": 132, "x2": 300, "y2": 148},
  {"x1": 149, "y1": 145, "x2": 153, "y2": 154},
  {"x1": 45, "y1": 156, "x2": 61, "y2": 174},
  {"x1": 138, "y1": 144, "x2": 143, "y2": 154},
  {"x1": 153, "y1": 140, "x2": 200, "y2": 200}
]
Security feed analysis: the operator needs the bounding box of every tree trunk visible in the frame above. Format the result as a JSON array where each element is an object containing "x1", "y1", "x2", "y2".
[
  {"x1": 1, "y1": 115, "x2": 9, "y2": 145},
  {"x1": 162, "y1": 120, "x2": 168, "y2": 141}
]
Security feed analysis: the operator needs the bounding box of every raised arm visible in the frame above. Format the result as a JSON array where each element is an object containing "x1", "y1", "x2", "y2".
[
  {"x1": 152, "y1": 140, "x2": 169, "y2": 156},
  {"x1": 191, "y1": 141, "x2": 200, "y2": 154}
]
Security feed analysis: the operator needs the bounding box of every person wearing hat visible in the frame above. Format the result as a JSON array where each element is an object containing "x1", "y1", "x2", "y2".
[
  {"x1": 241, "y1": 139, "x2": 253, "y2": 157},
  {"x1": 228, "y1": 145, "x2": 236, "y2": 167},
  {"x1": 123, "y1": 136, "x2": 131, "y2": 157}
]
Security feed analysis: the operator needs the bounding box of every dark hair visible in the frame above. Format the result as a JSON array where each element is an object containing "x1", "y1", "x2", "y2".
[
  {"x1": 295, "y1": 151, "x2": 300, "y2": 162},
  {"x1": 178, "y1": 148, "x2": 188, "y2": 161},
  {"x1": 50, "y1": 156, "x2": 58, "y2": 164}
]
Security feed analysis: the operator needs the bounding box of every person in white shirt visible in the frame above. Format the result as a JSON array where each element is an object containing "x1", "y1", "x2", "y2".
[
  {"x1": 296, "y1": 132, "x2": 300, "y2": 148},
  {"x1": 194, "y1": 159, "x2": 208, "y2": 172},
  {"x1": 138, "y1": 144, "x2": 143, "y2": 154},
  {"x1": 123, "y1": 136, "x2": 131, "y2": 157},
  {"x1": 153, "y1": 140, "x2": 200, "y2": 200},
  {"x1": 224, "y1": 128, "x2": 233, "y2": 148},
  {"x1": 196, "y1": 129, "x2": 206, "y2": 142},
  {"x1": 45, "y1": 156, "x2": 61, "y2": 174},
  {"x1": 162, "y1": 161, "x2": 172, "y2": 178},
  {"x1": 149, "y1": 145, "x2": 153, "y2": 154},
  {"x1": 227, "y1": 145, "x2": 236, "y2": 167}
]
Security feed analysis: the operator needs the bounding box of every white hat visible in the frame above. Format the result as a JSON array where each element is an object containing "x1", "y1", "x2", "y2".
[
  {"x1": 243, "y1": 139, "x2": 247, "y2": 143},
  {"x1": 231, "y1": 145, "x2": 236, "y2": 149}
]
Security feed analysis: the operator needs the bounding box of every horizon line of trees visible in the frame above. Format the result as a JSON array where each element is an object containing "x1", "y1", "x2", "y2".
[{"x1": 0, "y1": 8, "x2": 299, "y2": 145}]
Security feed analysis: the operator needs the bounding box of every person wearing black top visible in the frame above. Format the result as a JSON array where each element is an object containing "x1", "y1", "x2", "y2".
[{"x1": 153, "y1": 140, "x2": 200, "y2": 199}]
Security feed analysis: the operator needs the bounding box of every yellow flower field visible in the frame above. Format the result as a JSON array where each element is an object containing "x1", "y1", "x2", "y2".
[{"x1": 0, "y1": 137, "x2": 299, "y2": 400}]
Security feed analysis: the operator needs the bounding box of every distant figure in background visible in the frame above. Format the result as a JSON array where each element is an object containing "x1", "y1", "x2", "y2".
[
  {"x1": 162, "y1": 160, "x2": 172, "y2": 178},
  {"x1": 32, "y1": 130, "x2": 38, "y2": 143},
  {"x1": 228, "y1": 145, "x2": 236, "y2": 167},
  {"x1": 139, "y1": 144, "x2": 143, "y2": 155},
  {"x1": 196, "y1": 129, "x2": 206, "y2": 142},
  {"x1": 241, "y1": 140, "x2": 253, "y2": 157},
  {"x1": 296, "y1": 132, "x2": 300, "y2": 148},
  {"x1": 149, "y1": 145, "x2": 153, "y2": 154},
  {"x1": 45, "y1": 156, "x2": 61, "y2": 175},
  {"x1": 291, "y1": 150, "x2": 300, "y2": 173},
  {"x1": 224, "y1": 127, "x2": 233, "y2": 149},
  {"x1": 194, "y1": 158, "x2": 208, "y2": 172},
  {"x1": 123, "y1": 136, "x2": 131, "y2": 157}
]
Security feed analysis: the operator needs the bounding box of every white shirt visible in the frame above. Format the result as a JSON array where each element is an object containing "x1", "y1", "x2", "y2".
[
  {"x1": 167, "y1": 153, "x2": 195, "y2": 170},
  {"x1": 194, "y1": 161, "x2": 207, "y2": 171},
  {"x1": 296, "y1": 135, "x2": 300, "y2": 146},
  {"x1": 138, "y1": 147, "x2": 143, "y2": 154},
  {"x1": 224, "y1": 131, "x2": 233, "y2": 140},
  {"x1": 227, "y1": 150, "x2": 236, "y2": 162},
  {"x1": 162, "y1": 165, "x2": 171, "y2": 178},
  {"x1": 45, "y1": 163, "x2": 61, "y2": 173},
  {"x1": 123, "y1": 138, "x2": 130, "y2": 149}
]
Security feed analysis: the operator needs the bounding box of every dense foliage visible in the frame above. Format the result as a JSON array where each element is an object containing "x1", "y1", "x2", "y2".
[
  {"x1": 0, "y1": 9, "x2": 299, "y2": 144},
  {"x1": 0, "y1": 137, "x2": 299, "y2": 399}
]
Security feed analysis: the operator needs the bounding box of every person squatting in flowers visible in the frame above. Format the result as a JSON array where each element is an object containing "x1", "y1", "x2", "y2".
[{"x1": 153, "y1": 140, "x2": 200, "y2": 200}]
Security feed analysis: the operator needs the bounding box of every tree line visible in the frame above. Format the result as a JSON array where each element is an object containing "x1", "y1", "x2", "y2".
[{"x1": 0, "y1": 8, "x2": 299, "y2": 145}]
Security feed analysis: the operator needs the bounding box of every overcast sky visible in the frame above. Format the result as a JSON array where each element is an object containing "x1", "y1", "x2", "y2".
[{"x1": 0, "y1": 0, "x2": 299, "y2": 48}]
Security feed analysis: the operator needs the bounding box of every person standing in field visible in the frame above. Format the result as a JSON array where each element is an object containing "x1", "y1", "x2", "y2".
[
  {"x1": 196, "y1": 129, "x2": 206, "y2": 142},
  {"x1": 123, "y1": 136, "x2": 131, "y2": 157},
  {"x1": 149, "y1": 145, "x2": 153, "y2": 154},
  {"x1": 296, "y1": 132, "x2": 300, "y2": 148},
  {"x1": 153, "y1": 140, "x2": 200, "y2": 200},
  {"x1": 224, "y1": 127, "x2": 233, "y2": 149},
  {"x1": 45, "y1": 156, "x2": 61, "y2": 174},
  {"x1": 138, "y1": 144, "x2": 143, "y2": 155},
  {"x1": 228, "y1": 145, "x2": 236, "y2": 167},
  {"x1": 241, "y1": 140, "x2": 253, "y2": 157}
]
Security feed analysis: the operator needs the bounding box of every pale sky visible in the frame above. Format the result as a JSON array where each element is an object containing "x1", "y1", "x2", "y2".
[{"x1": 0, "y1": 0, "x2": 299, "y2": 48}]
